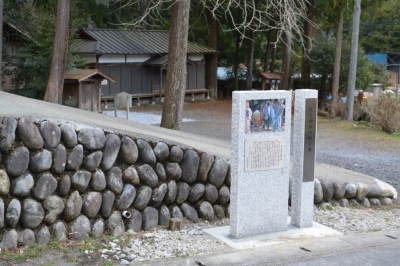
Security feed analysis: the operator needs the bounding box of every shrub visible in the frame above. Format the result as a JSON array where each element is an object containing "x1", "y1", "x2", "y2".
[
  {"x1": 336, "y1": 101, "x2": 346, "y2": 117},
  {"x1": 361, "y1": 95, "x2": 400, "y2": 134},
  {"x1": 353, "y1": 102, "x2": 365, "y2": 121}
]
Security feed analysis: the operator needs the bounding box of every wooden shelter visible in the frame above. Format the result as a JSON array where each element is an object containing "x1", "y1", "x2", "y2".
[
  {"x1": 63, "y1": 69, "x2": 115, "y2": 112},
  {"x1": 257, "y1": 72, "x2": 282, "y2": 90}
]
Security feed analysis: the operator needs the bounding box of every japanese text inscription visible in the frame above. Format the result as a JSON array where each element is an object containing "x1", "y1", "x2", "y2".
[
  {"x1": 244, "y1": 137, "x2": 284, "y2": 172},
  {"x1": 303, "y1": 98, "x2": 317, "y2": 182}
]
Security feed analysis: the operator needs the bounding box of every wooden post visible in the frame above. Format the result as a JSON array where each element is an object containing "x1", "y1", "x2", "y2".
[
  {"x1": 98, "y1": 81, "x2": 101, "y2": 112},
  {"x1": 126, "y1": 96, "x2": 129, "y2": 120},
  {"x1": 0, "y1": 0, "x2": 3, "y2": 91}
]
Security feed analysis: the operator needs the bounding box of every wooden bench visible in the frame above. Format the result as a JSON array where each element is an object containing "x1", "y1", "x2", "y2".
[
  {"x1": 102, "y1": 89, "x2": 210, "y2": 108},
  {"x1": 102, "y1": 93, "x2": 158, "y2": 108},
  {"x1": 101, "y1": 95, "x2": 114, "y2": 109},
  {"x1": 184, "y1": 88, "x2": 211, "y2": 102},
  {"x1": 131, "y1": 93, "x2": 158, "y2": 106}
]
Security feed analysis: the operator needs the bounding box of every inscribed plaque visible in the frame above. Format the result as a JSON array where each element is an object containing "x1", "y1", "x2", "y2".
[
  {"x1": 244, "y1": 137, "x2": 284, "y2": 172},
  {"x1": 303, "y1": 98, "x2": 317, "y2": 182}
]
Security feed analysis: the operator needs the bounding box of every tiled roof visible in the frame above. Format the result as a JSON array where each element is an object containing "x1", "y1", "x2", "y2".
[
  {"x1": 257, "y1": 72, "x2": 283, "y2": 80},
  {"x1": 143, "y1": 54, "x2": 196, "y2": 66},
  {"x1": 72, "y1": 28, "x2": 217, "y2": 55},
  {"x1": 64, "y1": 69, "x2": 116, "y2": 82}
]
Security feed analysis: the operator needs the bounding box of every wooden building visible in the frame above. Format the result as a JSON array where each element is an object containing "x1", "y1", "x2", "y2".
[
  {"x1": 3, "y1": 21, "x2": 28, "y2": 91},
  {"x1": 72, "y1": 29, "x2": 216, "y2": 98},
  {"x1": 367, "y1": 52, "x2": 400, "y2": 85},
  {"x1": 63, "y1": 69, "x2": 115, "y2": 112}
]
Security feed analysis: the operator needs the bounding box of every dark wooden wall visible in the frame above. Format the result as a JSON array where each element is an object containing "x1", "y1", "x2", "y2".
[{"x1": 99, "y1": 62, "x2": 206, "y2": 96}]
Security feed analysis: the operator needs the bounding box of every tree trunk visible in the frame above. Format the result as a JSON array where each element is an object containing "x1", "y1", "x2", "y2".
[
  {"x1": 330, "y1": 9, "x2": 344, "y2": 117},
  {"x1": 0, "y1": 0, "x2": 3, "y2": 91},
  {"x1": 281, "y1": 32, "x2": 291, "y2": 90},
  {"x1": 246, "y1": 30, "x2": 255, "y2": 90},
  {"x1": 346, "y1": 0, "x2": 361, "y2": 122},
  {"x1": 270, "y1": 30, "x2": 278, "y2": 72},
  {"x1": 160, "y1": 0, "x2": 190, "y2": 130},
  {"x1": 205, "y1": 9, "x2": 218, "y2": 99},
  {"x1": 318, "y1": 73, "x2": 328, "y2": 109},
  {"x1": 139, "y1": 0, "x2": 149, "y2": 30},
  {"x1": 262, "y1": 29, "x2": 274, "y2": 90},
  {"x1": 301, "y1": 0, "x2": 314, "y2": 89},
  {"x1": 44, "y1": 0, "x2": 70, "y2": 104},
  {"x1": 261, "y1": 30, "x2": 272, "y2": 90},
  {"x1": 233, "y1": 30, "x2": 240, "y2": 91}
]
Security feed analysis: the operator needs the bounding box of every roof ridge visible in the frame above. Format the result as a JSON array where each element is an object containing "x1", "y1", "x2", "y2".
[
  {"x1": 81, "y1": 28, "x2": 169, "y2": 33},
  {"x1": 75, "y1": 28, "x2": 217, "y2": 55}
]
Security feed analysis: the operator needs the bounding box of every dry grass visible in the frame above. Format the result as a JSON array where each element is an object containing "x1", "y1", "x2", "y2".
[
  {"x1": 361, "y1": 95, "x2": 400, "y2": 134},
  {"x1": 317, "y1": 115, "x2": 400, "y2": 150}
]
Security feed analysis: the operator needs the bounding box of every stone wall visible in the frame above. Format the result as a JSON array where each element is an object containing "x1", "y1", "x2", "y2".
[
  {"x1": 0, "y1": 116, "x2": 395, "y2": 248},
  {"x1": 312, "y1": 178, "x2": 395, "y2": 208},
  {"x1": 0, "y1": 117, "x2": 230, "y2": 248}
]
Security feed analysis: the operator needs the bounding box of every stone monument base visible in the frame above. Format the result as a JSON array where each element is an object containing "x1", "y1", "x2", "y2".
[{"x1": 205, "y1": 219, "x2": 342, "y2": 250}]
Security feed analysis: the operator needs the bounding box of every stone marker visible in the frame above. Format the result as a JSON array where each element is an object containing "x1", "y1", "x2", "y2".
[
  {"x1": 230, "y1": 91, "x2": 291, "y2": 238},
  {"x1": 169, "y1": 218, "x2": 182, "y2": 231},
  {"x1": 291, "y1": 89, "x2": 318, "y2": 228}
]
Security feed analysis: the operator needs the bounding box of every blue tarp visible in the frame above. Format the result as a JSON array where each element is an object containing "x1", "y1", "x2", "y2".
[{"x1": 366, "y1": 53, "x2": 387, "y2": 64}]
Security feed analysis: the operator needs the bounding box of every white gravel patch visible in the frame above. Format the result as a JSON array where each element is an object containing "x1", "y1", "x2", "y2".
[
  {"x1": 314, "y1": 203, "x2": 400, "y2": 235},
  {"x1": 98, "y1": 219, "x2": 230, "y2": 264},
  {"x1": 95, "y1": 203, "x2": 400, "y2": 264},
  {"x1": 103, "y1": 110, "x2": 196, "y2": 125}
]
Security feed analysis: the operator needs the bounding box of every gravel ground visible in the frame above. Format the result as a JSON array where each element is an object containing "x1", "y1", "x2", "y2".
[
  {"x1": 127, "y1": 100, "x2": 400, "y2": 192},
  {"x1": 185, "y1": 100, "x2": 400, "y2": 192},
  {"x1": 316, "y1": 119, "x2": 400, "y2": 192},
  {"x1": 92, "y1": 219, "x2": 231, "y2": 264},
  {"x1": 313, "y1": 204, "x2": 400, "y2": 235},
  {"x1": 19, "y1": 205, "x2": 398, "y2": 266},
  {"x1": 16, "y1": 203, "x2": 399, "y2": 265}
]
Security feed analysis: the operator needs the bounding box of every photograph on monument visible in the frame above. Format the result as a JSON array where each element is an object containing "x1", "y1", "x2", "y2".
[{"x1": 245, "y1": 99, "x2": 286, "y2": 133}]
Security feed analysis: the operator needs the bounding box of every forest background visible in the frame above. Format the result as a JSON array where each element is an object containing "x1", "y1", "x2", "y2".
[{"x1": 1, "y1": 0, "x2": 400, "y2": 127}]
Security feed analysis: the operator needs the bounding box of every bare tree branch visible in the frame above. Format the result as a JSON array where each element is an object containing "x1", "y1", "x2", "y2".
[{"x1": 114, "y1": 0, "x2": 314, "y2": 49}]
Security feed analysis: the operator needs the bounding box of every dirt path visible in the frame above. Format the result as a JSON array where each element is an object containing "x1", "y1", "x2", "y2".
[{"x1": 183, "y1": 101, "x2": 400, "y2": 192}]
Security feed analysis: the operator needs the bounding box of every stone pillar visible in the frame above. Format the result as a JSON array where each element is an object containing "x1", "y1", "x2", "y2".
[
  {"x1": 291, "y1": 89, "x2": 318, "y2": 228},
  {"x1": 230, "y1": 90, "x2": 292, "y2": 238}
]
